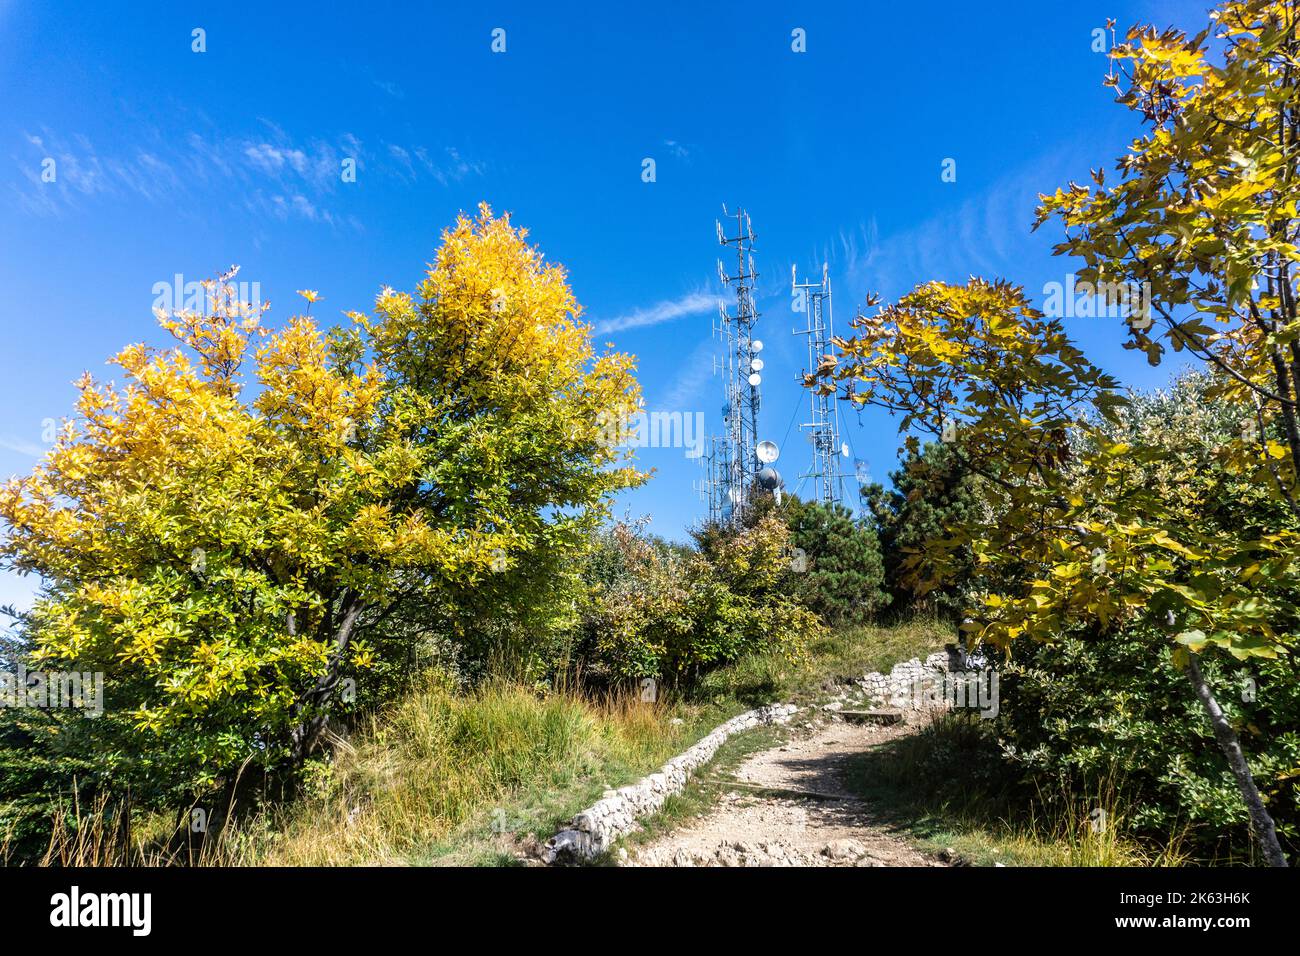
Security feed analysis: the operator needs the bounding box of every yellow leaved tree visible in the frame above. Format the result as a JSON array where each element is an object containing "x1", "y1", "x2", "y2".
[{"x1": 0, "y1": 205, "x2": 642, "y2": 805}]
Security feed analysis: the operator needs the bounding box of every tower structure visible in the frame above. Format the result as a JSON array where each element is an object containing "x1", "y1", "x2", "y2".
[
  {"x1": 793, "y1": 262, "x2": 844, "y2": 506},
  {"x1": 709, "y1": 206, "x2": 763, "y2": 525},
  {"x1": 693, "y1": 435, "x2": 730, "y2": 525}
]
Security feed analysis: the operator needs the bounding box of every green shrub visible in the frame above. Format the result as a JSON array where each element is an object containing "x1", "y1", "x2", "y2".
[
  {"x1": 577, "y1": 515, "x2": 820, "y2": 686},
  {"x1": 997, "y1": 626, "x2": 1300, "y2": 862},
  {"x1": 988, "y1": 372, "x2": 1300, "y2": 862}
]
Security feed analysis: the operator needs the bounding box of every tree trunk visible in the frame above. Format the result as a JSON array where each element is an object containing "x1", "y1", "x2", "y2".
[
  {"x1": 289, "y1": 595, "x2": 365, "y2": 761},
  {"x1": 1184, "y1": 653, "x2": 1288, "y2": 867}
]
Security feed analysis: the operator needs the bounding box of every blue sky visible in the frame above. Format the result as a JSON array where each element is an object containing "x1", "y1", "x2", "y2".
[{"x1": 0, "y1": 0, "x2": 1207, "y2": 611}]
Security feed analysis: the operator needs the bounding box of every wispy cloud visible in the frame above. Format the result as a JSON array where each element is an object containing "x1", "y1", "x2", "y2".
[
  {"x1": 9, "y1": 123, "x2": 484, "y2": 225},
  {"x1": 663, "y1": 139, "x2": 691, "y2": 161},
  {"x1": 594, "y1": 290, "x2": 719, "y2": 335},
  {"x1": 659, "y1": 336, "x2": 716, "y2": 412},
  {"x1": 424, "y1": 146, "x2": 485, "y2": 185},
  {"x1": 0, "y1": 435, "x2": 46, "y2": 458},
  {"x1": 811, "y1": 148, "x2": 1083, "y2": 308}
]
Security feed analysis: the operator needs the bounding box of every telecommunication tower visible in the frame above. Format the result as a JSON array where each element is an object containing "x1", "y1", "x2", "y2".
[
  {"x1": 793, "y1": 262, "x2": 845, "y2": 506},
  {"x1": 693, "y1": 435, "x2": 730, "y2": 525},
  {"x1": 709, "y1": 206, "x2": 764, "y2": 524}
]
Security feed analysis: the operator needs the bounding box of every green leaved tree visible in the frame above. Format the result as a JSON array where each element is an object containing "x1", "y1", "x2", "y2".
[
  {"x1": 780, "y1": 496, "x2": 888, "y2": 626},
  {"x1": 814, "y1": 273, "x2": 1296, "y2": 865}
]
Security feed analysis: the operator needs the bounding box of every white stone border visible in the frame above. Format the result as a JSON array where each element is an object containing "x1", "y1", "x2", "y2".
[
  {"x1": 853, "y1": 652, "x2": 952, "y2": 711},
  {"x1": 541, "y1": 702, "x2": 798, "y2": 863}
]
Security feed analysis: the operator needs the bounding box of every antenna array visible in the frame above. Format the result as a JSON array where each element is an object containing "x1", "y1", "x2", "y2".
[
  {"x1": 793, "y1": 262, "x2": 844, "y2": 506},
  {"x1": 704, "y1": 206, "x2": 763, "y2": 525},
  {"x1": 693, "y1": 435, "x2": 730, "y2": 525}
]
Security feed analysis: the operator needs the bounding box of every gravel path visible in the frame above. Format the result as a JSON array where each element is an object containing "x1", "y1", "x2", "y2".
[{"x1": 627, "y1": 715, "x2": 945, "y2": 867}]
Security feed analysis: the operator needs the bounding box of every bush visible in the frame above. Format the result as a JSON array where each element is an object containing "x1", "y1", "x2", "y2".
[
  {"x1": 997, "y1": 626, "x2": 1300, "y2": 861},
  {"x1": 577, "y1": 515, "x2": 820, "y2": 686},
  {"x1": 988, "y1": 372, "x2": 1300, "y2": 862}
]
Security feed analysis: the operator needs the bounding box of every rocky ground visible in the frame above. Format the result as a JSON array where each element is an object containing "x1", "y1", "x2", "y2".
[{"x1": 625, "y1": 713, "x2": 947, "y2": 867}]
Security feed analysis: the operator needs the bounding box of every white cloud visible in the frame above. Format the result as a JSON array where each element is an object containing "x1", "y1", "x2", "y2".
[
  {"x1": 826, "y1": 148, "x2": 1081, "y2": 305},
  {"x1": 659, "y1": 336, "x2": 716, "y2": 411},
  {"x1": 0, "y1": 435, "x2": 45, "y2": 458},
  {"x1": 242, "y1": 143, "x2": 312, "y2": 177},
  {"x1": 9, "y1": 124, "x2": 483, "y2": 225},
  {"x1": 663, "y1": 140, "x2": 691, "y2": 160},
  {"x1": 594, "y1": 290, "x2": 719, "y2": 335}
]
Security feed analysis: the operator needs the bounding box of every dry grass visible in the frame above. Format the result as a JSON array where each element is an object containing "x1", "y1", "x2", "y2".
[{"x1": 199, "y1": 674, "x2": 719, "y2": 866}]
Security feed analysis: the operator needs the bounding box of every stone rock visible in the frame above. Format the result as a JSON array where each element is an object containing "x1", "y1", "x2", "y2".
[
  {"x1": 540, "y1": 829, "x2": 591, "y2": 864},
  {"x1": 822, "y1": 838, "x2": 868, "y2": 862}
]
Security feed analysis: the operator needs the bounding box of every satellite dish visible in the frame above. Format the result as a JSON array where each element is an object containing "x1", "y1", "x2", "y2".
[
  {"x1": 728, "y1": 487, "x2": 742, "y2": 504},
  {"x1": 757, "y1": 466, "x2": 782, "y2": 490},
  {"x1": 751, "y1": 358, "x2": 764, "y2": 372},
  {"x1": 841, "y1": 443, "x2": 851, "y2": 458},
  {"x1": 752, "y1": 339, "x2": 764, "y2": 353},
  {"x1": 756, "y1": 440, "x2": 779, "y2": 464},
  {"x1": 748, "y1": 373, "x2": 761, "y2": 387}
]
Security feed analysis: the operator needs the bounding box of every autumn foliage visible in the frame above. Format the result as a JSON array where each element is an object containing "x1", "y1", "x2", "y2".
[
  {"x1": 814, "y1": 0, "x2": 1300, "y2": 865},
  {"x1": 0, "y1": 205, "x2": 642, "y2": 800}
]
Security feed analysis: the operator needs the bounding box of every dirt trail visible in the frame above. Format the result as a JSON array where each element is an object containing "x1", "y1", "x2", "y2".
[{"x1": 627, "y1": 713, "x2": 945, "y2": 867}]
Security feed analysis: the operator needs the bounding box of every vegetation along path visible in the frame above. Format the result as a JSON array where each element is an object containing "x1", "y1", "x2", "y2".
[{"x1": 627, "y1": 713, "x2": 946, "y2": 868}]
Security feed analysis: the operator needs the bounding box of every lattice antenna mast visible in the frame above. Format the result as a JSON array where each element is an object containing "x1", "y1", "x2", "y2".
[
  {"x1": 693, "y1": 435, "x2": 729, "y2": 526},
  {"x1": 793, "y1": 261, "x2": 843, "y2": 506},
  {"x1": 707, "y1": 297, "x2": 736, "y2": 525},
  {"x1": 713, "y1": 206, "x2": 762, "y2": 524}
]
